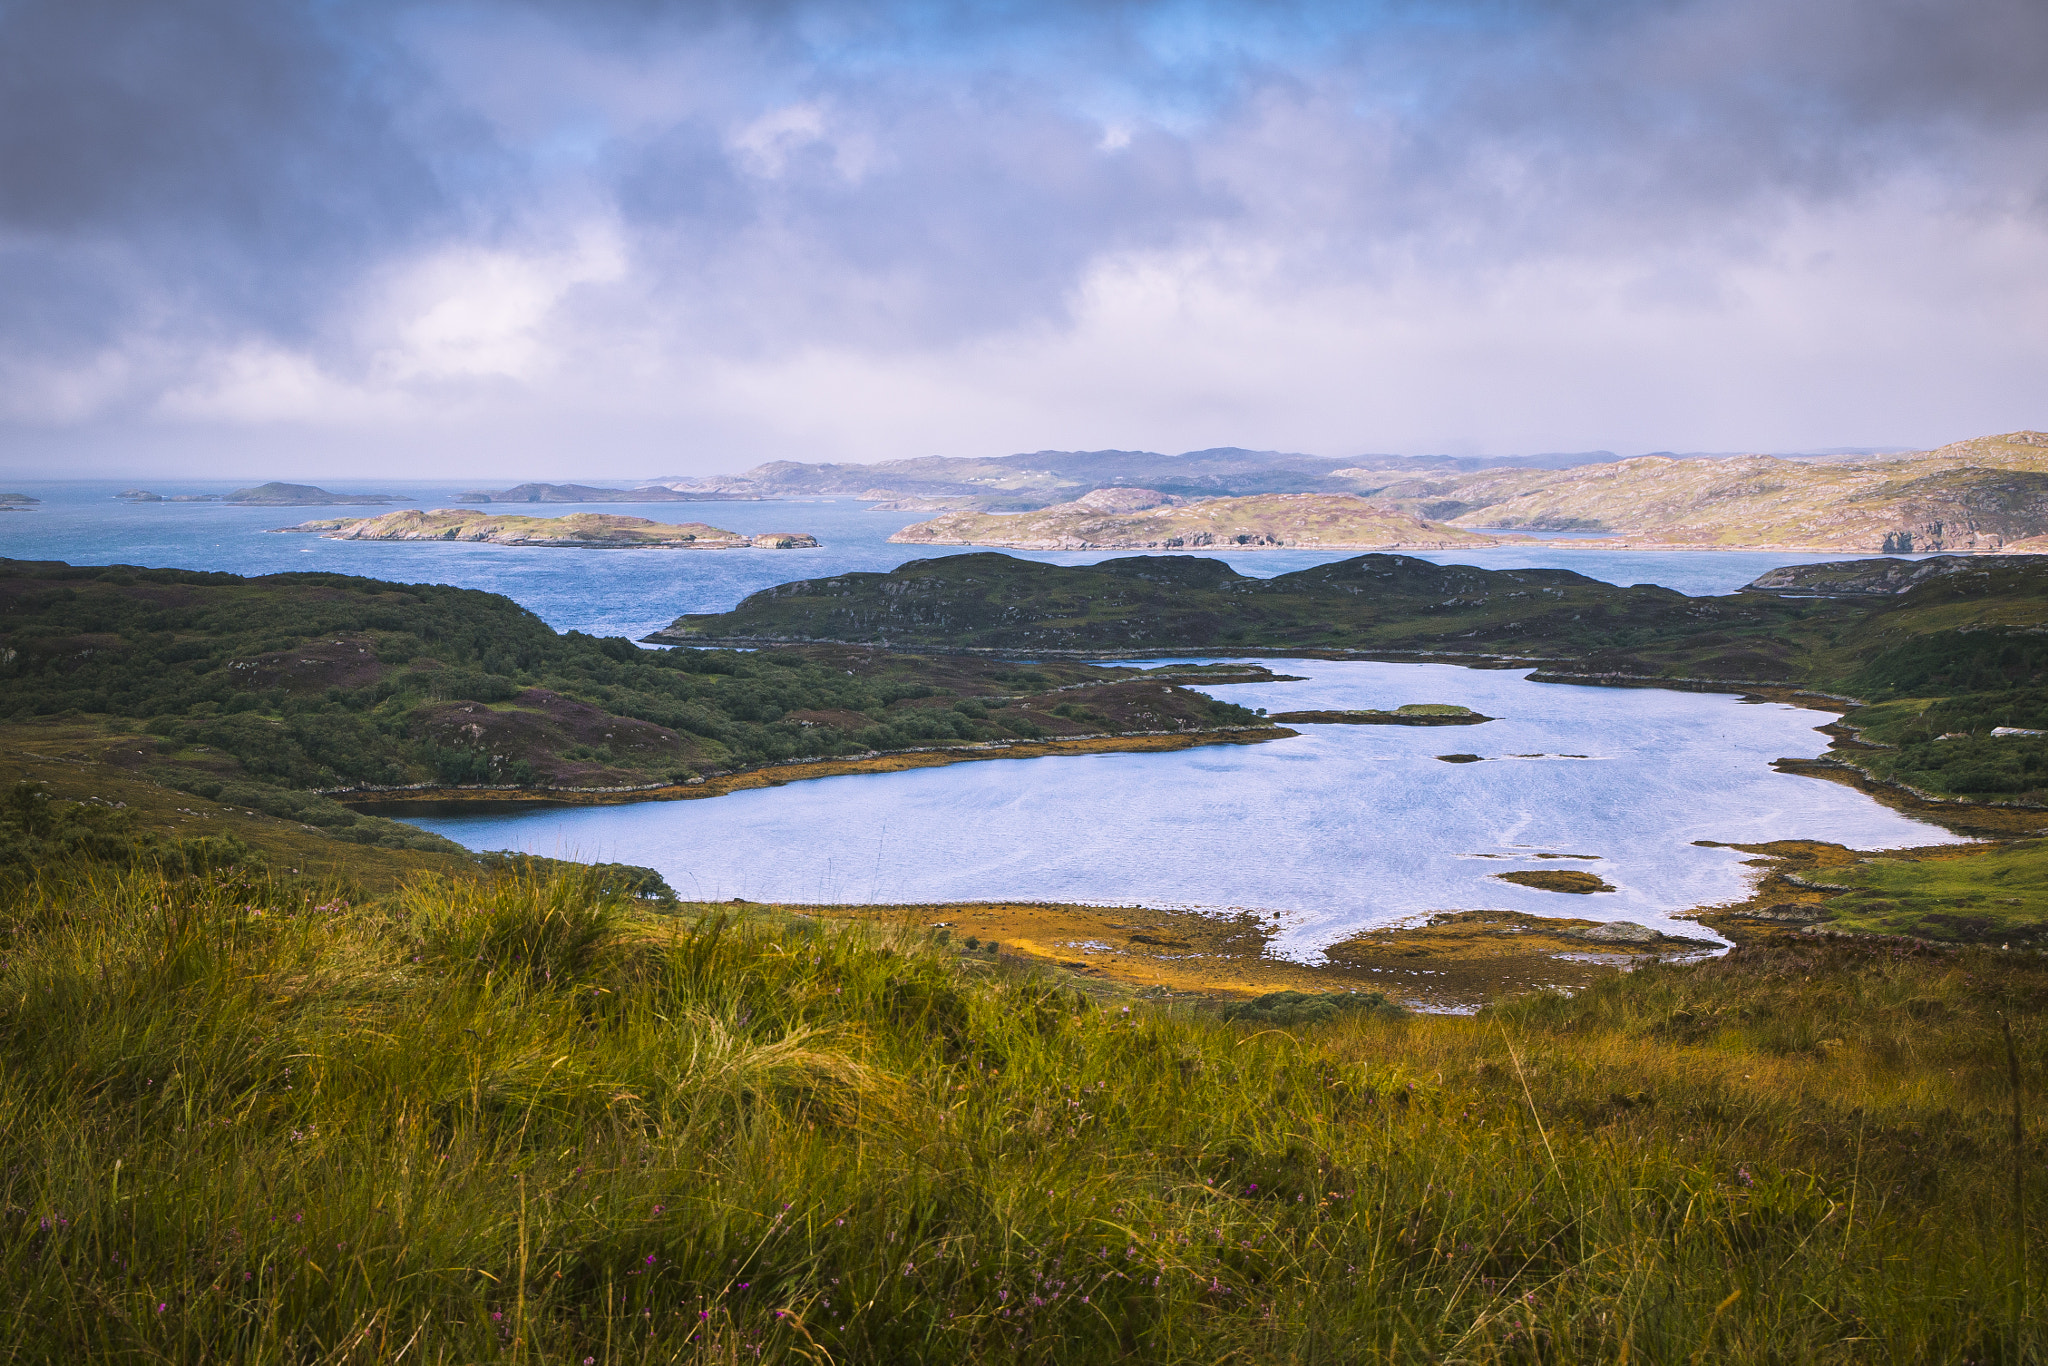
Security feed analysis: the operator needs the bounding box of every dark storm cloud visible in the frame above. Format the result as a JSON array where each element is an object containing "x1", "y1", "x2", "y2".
[
  {"x1": 0, "y1": 0, "x2": 2041, "y2": 446},
  {"x1": 0, "y1": 0, "x2": 477, "y2": 363}
]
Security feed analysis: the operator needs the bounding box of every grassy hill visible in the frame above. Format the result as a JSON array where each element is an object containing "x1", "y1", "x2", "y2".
[
  {"x1": 0, "y1": 559, "x2": 1275, "y2": 851},
  {"x1": 661, "y1": 551, "x2": 2048, "y2": 807}
]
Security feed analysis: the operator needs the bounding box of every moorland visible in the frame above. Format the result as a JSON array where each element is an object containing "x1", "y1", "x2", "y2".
[
  {"x1": 4, "y1": 544, "x2": 2048, "y2": 1359},
  {"x1": 0, "y1": 781, "x2": 2043, "y2": 1361}
]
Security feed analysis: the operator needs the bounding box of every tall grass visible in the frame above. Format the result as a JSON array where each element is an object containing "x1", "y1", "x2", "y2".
[{"x1": 0, "y1": 863, "x2": 2040, "y2": 1362}]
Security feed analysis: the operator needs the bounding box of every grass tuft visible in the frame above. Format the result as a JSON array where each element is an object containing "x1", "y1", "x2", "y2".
[{"x1": 0, "y1": 863, "x2": 2043, "y2": 1360}]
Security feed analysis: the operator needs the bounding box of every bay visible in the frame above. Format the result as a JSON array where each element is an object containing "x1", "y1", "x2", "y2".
[{"x1": 405, "y1": 658, "x2": 1963, "y2": 956}]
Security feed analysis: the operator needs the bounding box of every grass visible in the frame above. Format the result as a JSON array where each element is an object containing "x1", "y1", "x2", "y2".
[
  {"x1": 1821, "y1": 840, "x2": 2048, "y2": 944},
  {"x1": 2, "y1": 859, "x2": 2045, "y2": 1362}
]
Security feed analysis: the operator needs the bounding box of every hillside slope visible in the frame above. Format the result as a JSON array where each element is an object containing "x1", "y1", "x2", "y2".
[{"x1": 1366, "y1": 430, "x2": 2048, "y2": 551}]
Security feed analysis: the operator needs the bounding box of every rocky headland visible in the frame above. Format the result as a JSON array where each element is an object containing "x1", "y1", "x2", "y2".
[
  {"x1": 889, "y1": 488, "x2": 1505, "y2": 550},
  {"x1": 273, "y1": 508, "x2": 818, "y2": 549}
]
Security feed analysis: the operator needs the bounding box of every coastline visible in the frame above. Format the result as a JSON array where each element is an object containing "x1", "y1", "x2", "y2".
[{"x1": 336, "y1": 726, "x2": 1293, "y2": 815}]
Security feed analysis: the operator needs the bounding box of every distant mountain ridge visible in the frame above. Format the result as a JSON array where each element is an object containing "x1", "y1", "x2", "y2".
[
  {"x1": 456, "y1": 482, "x2": 751, "y2": 504},
  {"x1": 643, "y1": 446, "x2": 1620, "y2": 510}
]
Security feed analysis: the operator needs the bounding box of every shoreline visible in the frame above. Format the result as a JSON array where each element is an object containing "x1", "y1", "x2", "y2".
[
  {"x1": 337, "y1": 648, "x2": 2035, "y2": 1008},
  {"x1": 337, "y1": 726, "x2": 1291, "y2": 815},
  {"x1": 793, "y1": 900, "x2": 1722, "y2": 1013}
]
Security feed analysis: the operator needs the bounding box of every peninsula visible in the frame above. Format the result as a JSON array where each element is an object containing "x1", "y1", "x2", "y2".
[
  {"x1": 273, "y1": 508, "x2": 818, "y2": 549},
  {"x1": 889, "y1": 488, "x2": 1504, "y2": 550}
]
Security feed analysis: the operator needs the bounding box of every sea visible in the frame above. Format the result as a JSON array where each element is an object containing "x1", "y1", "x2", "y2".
[{"x1": 0, "y1": 478, "x2": 1960, "y2": 946}]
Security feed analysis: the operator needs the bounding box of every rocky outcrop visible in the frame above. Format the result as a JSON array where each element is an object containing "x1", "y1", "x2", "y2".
[
  {"x1": 889, "y1": 491, "x2": 1503, "y2": 550},
  {"x1": 272, "y1": 509, "x2": 816, "y2": 549}
]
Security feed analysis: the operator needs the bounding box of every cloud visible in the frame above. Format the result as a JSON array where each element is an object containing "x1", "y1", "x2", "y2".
[{"x1": 0, "y1": 0, "x2": 2043, "y2": 475}]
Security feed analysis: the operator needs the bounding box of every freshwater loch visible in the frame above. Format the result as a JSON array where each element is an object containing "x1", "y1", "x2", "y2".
[{"x1": 405, "y1": 657, "x2": 1964, "y2": 958}]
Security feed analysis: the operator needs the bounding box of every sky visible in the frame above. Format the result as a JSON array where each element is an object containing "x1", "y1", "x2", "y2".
[{"x1": 0, "y1": 0, "x2": 2044, "y2": 481}]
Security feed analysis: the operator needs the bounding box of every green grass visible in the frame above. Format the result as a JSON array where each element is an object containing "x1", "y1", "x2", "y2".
[
  {"x1": 1822, "y1": 840, "x2": 2048, "y2": 943},
  {"x1": 2, "y1": 860, "x2": 2045, "y2": 1361}
]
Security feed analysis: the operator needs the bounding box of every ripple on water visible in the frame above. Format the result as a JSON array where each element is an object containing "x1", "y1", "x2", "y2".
[{"x1": 403, "y1": 659, "x2": 1966, "y2": 960}]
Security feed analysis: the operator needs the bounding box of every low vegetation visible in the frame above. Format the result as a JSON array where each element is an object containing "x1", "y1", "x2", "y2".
[
  {"x1": 0, "y1": 838, "x2": 2041, "y2": 1362},
  {"x1": 0, "y1": 560, "x2": 1266, "y2": 836}
]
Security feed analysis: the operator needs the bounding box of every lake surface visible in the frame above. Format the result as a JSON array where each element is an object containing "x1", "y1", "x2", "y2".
[
  {"x1": 0, "y1": 478, "x2": 1924, "y2": 638},
  {"x1": 406, "y1": 659, "x2": 1964, "y2": 957}
]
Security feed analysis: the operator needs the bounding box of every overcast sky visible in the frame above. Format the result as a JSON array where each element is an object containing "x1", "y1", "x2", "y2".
[{"x1": 1, "y1": 0, "x2": 2043, "y2": 480}]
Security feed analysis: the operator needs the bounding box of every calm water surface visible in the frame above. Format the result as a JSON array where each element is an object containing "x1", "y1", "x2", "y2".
[{"x1": 406, "y1": 659, "x2": 1963, "y2": 956}]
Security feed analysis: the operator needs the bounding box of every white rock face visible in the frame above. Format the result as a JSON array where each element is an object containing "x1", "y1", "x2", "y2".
[{"x1": 1073, "y1": 487, "x2": 1181, "y2": 513}]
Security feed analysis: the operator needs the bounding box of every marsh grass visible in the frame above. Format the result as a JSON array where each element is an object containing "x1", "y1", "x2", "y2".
[{"x1": 0, "y1": 862, "x2": 2043, "y2": 1362}]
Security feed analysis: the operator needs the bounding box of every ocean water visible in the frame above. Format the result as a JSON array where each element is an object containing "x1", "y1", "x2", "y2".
[
  {"x1": 0, "y1": 478, "x2": 1919, "y2": 638},
  {"x1": 406, "y1": 659, "x2": 1963, "y2": 954}
]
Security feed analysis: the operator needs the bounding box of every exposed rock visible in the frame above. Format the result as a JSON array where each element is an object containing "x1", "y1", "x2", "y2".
[
  {"x1": 271, "y1": 509, "x2": 816, "y2": 549},
  {"x1": 1573, "y1": 920, "x2": 1655, "y2": 941},
  {"x1": 890, "y1": 492, "x2": 1504, "y2": 550}
]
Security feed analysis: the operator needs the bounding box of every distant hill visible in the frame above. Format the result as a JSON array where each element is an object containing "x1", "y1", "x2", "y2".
[
  {"x1": 644, "y1": 447, "x2": 1611, "y2": 510},
  {"x1": 1370, "y1": 430, "x2": 2048, "y2": 552},
  {"x1": 643, "y1": 431, "x2": 2043, "y2": 551},
  {"x1": 891, "y1": 489, "x2": 1504, "y2": 551},
  {"x1": 456, "y1": 482, "x2": 751, "y2": 504},
  {"x1": 221, "y1": 483, "x2": 394, "y2": 506}
]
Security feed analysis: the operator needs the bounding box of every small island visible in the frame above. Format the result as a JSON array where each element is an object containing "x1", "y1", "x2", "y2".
[
  {"x1": 1268, "y1": 703, "x2": 1493, "y2": 725},
  {"x1": 272, "y1": 508, "x2": 819, "y2": 549},
  {"x1": 224, "y1": 482, "x2": 397, "y2": 506},
  {"x1": 118, "y1": 483, "x2": 395, "y2": 505},
  {"x1": 0, "y1": 493, "x2": 37, "y2": 508},
  {"x1": 1495, "y1": 868, "x2": 1618, "y2": 894}
]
